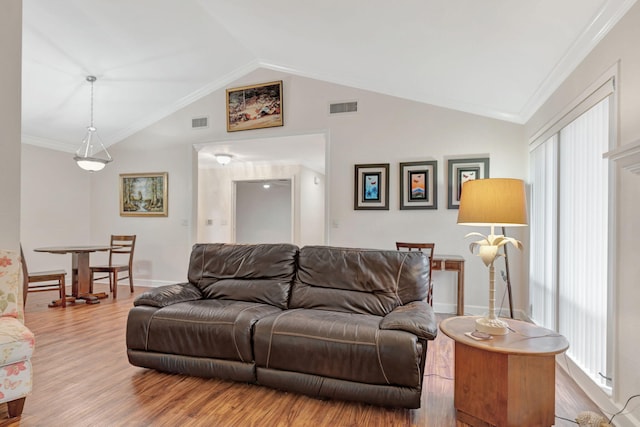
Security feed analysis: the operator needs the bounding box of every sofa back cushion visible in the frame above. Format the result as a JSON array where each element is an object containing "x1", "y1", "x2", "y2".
[
  {"x1": 290, "y1": 246, "x2": 429, "y2": 316},
  {"x1": 188, "y1": 243, "x2": 298, "y2": 309}
]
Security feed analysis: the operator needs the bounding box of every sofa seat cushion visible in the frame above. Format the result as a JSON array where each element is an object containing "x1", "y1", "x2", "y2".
[
  {"x1": 0, "y1": 317, "x2": 35, "y2": 366},
  {"x1": 254, "y1": 309, "x2": 423, "y2": 388},
  {"x1": 142, "y1": 300, "x2": 281, "y2": 363}
]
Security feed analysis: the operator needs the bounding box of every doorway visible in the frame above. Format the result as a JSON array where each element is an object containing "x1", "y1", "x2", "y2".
[
  {"x1": 195, "y1": 132, "x2": 327, "y2": 246},
  {"x1": 234, "y1": 179, "x2": 292, "y2": 244}
]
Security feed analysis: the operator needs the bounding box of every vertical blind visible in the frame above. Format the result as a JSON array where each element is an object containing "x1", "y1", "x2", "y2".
[
  {"x1": 558, "y1": 97, "x2": 609, "y2": 387},
  {"x1": 529, "y1": 96, "x2": 611, "y2": 389},
  {"x1": 529, "y1": 135, "x2": 557, "y2": 329}
]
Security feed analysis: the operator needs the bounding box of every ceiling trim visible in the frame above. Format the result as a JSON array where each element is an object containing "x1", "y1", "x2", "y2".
[
  {"x1": 22, "y1": 134, "x2": 77, "y2": 153},
  {"x1": 518, "y1": 0, "x2": 637, "y2": 123},
  {"x1": 258, "y1": 61, "x2": 523, "y2": 123},
  {"x1": 21, "y1": 59, "x2": 265, "y2": 153},
  {"x1": 22, "y1": 0, "x2": 637, "y2": 154},
  {"x1": 106, "y1": 59, "x2": 265, "y2": 146}
]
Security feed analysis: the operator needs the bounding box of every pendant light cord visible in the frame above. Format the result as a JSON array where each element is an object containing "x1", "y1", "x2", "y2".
[
  {"x1": 90, "y1": 79, "x2": 94, "y2": 128},
  {"x1": 87, "y1": 75, "x2": 96, "y2": 129}
]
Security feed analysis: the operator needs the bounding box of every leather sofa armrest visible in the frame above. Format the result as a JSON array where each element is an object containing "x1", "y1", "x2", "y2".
[
  {"x1": 379, "y1": 301, "x2": 438, "y2": 341},
  {"x1": 133, "y1": 283, "x2": 203, "y2": 307}
]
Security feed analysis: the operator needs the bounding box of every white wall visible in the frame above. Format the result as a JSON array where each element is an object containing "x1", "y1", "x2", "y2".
[
  {"x1": 299, "y1": 167, "x2": 325, "y2": 246},
  {"x1": 88, "y1": 143, "x2": 194, "y2": 285},
  {"x1": 85, "y1": 68, "x2": 526, "y2": 315},
  {"x1": 525, "y1": 3, "x2": 640, "y2": 425},
  {"x1": 0, "y1": 0, "x2": 22, "y2": 251},
  {"x1": 20, "y1": 145, "x2": 91, "y2": 272}
]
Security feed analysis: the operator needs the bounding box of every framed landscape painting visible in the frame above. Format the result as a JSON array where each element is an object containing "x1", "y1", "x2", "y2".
[
  {"x1": 400, "y1": 160, "x2": 438, "y2": 210},
  {"x1": 226, "y1": 80, "x2": 283, "y2": 132},
  {"x1": 120, "y1": 172, "x2": 168, "y2": 217},
  {"x1": 447, "y1": 157, "x2": 489, "y2": 209},
  {"x1": 354, "y1": 163, "x2": 389, "y2": 210}
]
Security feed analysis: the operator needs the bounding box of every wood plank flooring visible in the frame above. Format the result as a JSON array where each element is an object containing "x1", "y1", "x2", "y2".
[{"x1": 0, "y1": 285, "x2": 602, "y2": 426}]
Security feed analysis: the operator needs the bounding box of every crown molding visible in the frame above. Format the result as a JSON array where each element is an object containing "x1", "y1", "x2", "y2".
[
  {"x1": 604, "y1": 138, "x2": 640, "y2": 174},
  {"x1": 519, "y1": 0, "x2": 637, "y2": 123},
  {"x1": 258, "y1": 60, "x2": 523, "y2": 123},
  {"x1": 21, "y1": 134, "x2": 77, "y2": 153},
  {"x1": 106, "y1": 59, "x2": 264, "y2": 145},
  {"x1": 23, "y1": 0, "x2": 638, "y2": 156}
]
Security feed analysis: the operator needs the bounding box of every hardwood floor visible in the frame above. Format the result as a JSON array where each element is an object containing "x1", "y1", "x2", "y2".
[{"x1": 0, "y1": 286, "x2": 602, "y2": 426}]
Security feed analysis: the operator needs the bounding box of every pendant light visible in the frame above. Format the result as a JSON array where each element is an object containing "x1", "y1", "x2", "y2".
[{"x1": 74, "y1": 75, "x2": 112, "y2": 171}]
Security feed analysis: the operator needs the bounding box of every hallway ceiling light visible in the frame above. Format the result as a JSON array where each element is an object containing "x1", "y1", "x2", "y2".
[
  {"x1": 215, "y1": 154, "x2": 232, "y2": 165},
  {"x1": 73, "y1": 76, "x2": 112, "y2": 172}
]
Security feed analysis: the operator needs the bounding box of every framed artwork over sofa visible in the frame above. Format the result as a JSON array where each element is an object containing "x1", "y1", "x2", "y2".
[{"x1": 226, "y1": 80, "x2": 283, "y2": 132}]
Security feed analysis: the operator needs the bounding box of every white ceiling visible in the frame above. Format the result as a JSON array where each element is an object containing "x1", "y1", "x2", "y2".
[{"x1": 22, "y1": 0, "x2": 636, "y2": 153}]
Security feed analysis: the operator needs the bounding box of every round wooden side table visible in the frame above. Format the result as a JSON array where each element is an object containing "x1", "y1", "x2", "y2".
[{"x1": 439, "y1": 316, "x2": 569, "y2": 427}]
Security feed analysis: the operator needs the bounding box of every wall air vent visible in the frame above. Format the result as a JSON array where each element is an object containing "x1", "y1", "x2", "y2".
[
  {"x1": 192, "y1": 116, "x2": 209, "y2": 129},
  {"x1": 329, "y1": 101, "x2": 358, "y2": 115}
]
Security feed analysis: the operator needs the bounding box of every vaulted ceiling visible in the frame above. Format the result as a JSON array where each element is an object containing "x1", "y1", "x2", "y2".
[{"x1": 21, "y1": 0, "x2": 635, "y2": 152}]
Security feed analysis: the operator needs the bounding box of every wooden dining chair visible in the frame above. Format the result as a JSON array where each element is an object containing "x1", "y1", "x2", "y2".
[
  {"x1": 20, "y1": 245, "x2": 68, "y2": 307},
  {"x1": 89, "y1": 235, "x2": 136, "y2": 299},
  {"x1": 395, "y1": 242, "x2": 436, "y2": 305}
]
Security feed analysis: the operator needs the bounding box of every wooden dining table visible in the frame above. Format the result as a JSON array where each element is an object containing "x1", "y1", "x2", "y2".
[{"x1": 34, "y1": 245, "x2": 117, "y2": 305}]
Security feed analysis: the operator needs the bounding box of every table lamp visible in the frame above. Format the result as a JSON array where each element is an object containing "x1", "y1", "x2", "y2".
[{"x1": 457, "y1": 178, "x2": 528, "y2": 335}]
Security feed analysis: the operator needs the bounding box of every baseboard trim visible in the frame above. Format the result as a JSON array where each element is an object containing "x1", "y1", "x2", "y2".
[{"x1": 557, "y1": 357, "x2": 639, "y2": 427}]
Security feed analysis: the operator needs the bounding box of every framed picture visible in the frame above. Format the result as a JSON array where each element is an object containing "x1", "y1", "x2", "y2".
[
  {"x1": 447, "y1": 157, "x2": 490, "y2": 209},
  {"x1": 226, "y1": 80, "x2": 283, "y2": 132},
  {"x1": 399, "y1": 161, "x2": 438, "y2": 210},
  {"x1": 354, "y1": 163, "x2": 389, "y2": 210},
  {"x1": 120, "y1": 172, "x2": 168, "y2": 217}
]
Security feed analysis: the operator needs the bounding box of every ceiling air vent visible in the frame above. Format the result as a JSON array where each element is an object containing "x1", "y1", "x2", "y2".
[
  {"x1": 192, "y1": 116, "x2": 209, "y2": 129},
  {"x1": 329, "y1": 101, "x2": 358, "y2": 115}
]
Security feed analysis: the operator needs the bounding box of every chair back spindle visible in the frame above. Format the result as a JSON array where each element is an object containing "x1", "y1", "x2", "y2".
[
  {"x1": 90, "y1": 235, "x2": 136, "y2": 298},
  {"x1": 395, "y1": 242, "x2": 435, "y2": 305},
  {"x1": 20, "y1": 244, "x2": 68, "y2": 307}
]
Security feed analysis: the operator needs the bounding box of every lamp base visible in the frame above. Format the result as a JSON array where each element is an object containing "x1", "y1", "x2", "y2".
[{"x1": 476, "y1": 316, "x2": 509, "y2": 335}]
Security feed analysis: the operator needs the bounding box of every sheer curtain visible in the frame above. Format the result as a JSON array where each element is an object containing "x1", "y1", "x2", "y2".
[{"x1": 529, "y1": 96, "x2": 611, "y2": 389}]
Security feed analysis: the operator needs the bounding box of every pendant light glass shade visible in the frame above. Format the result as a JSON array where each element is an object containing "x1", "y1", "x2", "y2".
[{"x1": 74, "y1": 76, "x2": 112, "y2": 171}]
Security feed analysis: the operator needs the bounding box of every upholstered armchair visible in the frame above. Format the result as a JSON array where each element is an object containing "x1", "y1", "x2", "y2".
[{"x1": 0, "y1": 249, "x2": 35, "y2": 418}]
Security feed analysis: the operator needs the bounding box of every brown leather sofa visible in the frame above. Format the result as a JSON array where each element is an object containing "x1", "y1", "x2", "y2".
[{"x1": 126, "y1": 243, "x2": 437, "y2": 408}]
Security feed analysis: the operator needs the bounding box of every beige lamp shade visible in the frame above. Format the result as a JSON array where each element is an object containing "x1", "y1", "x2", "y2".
[{"x1": 457, "y1": 178, "x2": 528, "y2": 226}]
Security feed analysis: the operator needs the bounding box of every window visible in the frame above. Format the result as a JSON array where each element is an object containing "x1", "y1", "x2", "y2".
[
  {"x1": 529, "y1": 135, "x2": 557, "y2": 329},
  {"x1": 529, "y1": 88, "x2": 613, "y2": 391}
]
